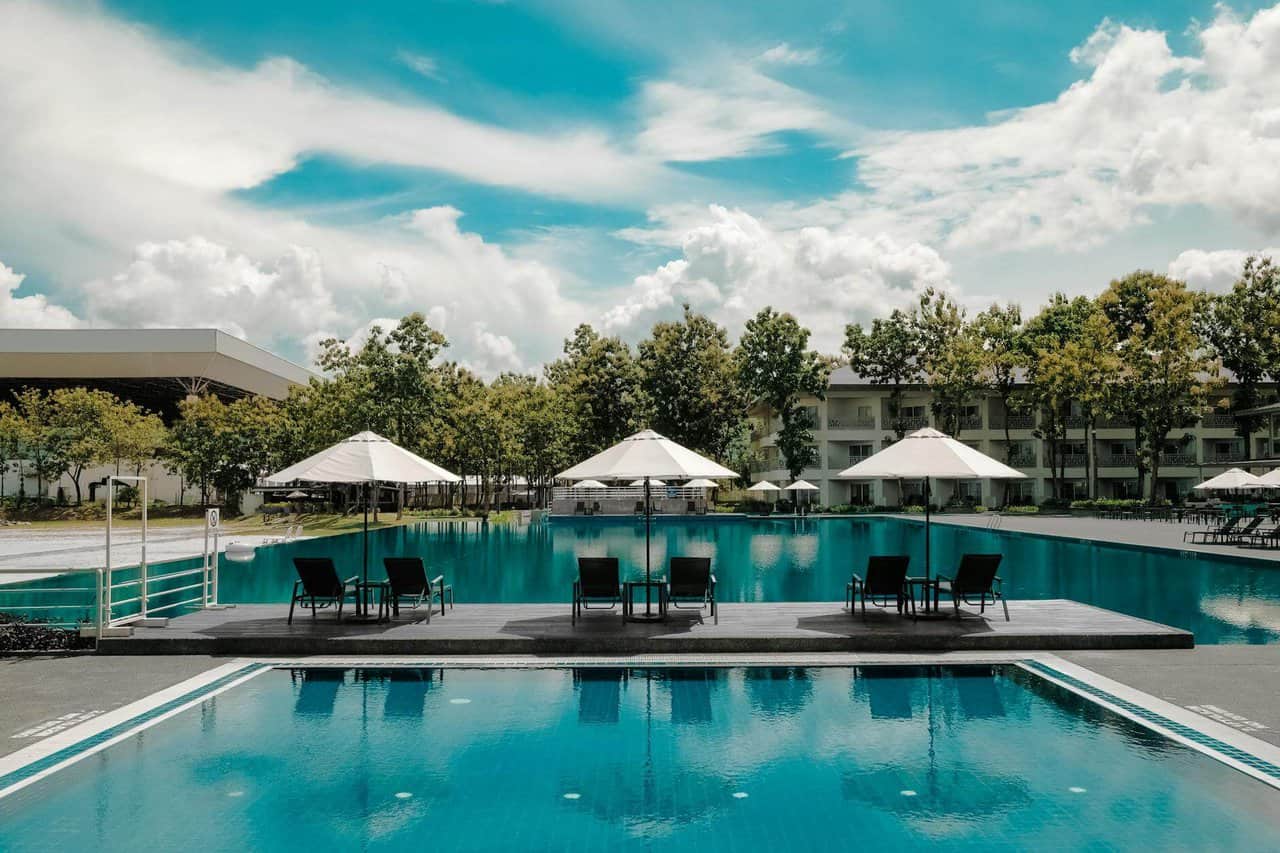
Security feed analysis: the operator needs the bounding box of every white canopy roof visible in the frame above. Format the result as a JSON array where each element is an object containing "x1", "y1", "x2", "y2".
[
  {"x1": 685, "y1": 478, "x2": 720, "y2": 488},
  {"x1": 837, "y1": 427, "x2": 1027, "y2": 480},
  {"x1": 1257, "y1": 468, "x2": 1280, "y2": 486},
  {"x1": 556, "y1": 429, "x2": 737, "y2": 481},
  {"x1": 265, "y1": 431, "x2": 461, "y2": 485},
  {"x1": 629, "y1": 478, "x2": 666, "y2": 487},
  {"x1": 1193, "y1": 468, "x2": 1277, "y2": 491},
  {"x1": 748, "y1": 480, "x2": 781, "y2": 492},
  {"x1": 784, "y1": 480, "x2": 819, "y2": 491}
]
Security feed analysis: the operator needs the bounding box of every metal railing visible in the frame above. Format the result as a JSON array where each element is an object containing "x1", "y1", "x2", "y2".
[
  {"x1": 1162, "y1": 452, "x2": 1198, "y2": 466},
  {"x1": 827, "y1": 416, "x2": 876, "y2": 430},
  {"x1": 1206, "y1": 452, "x2": 1247, "y2": 464},
  {"x1": 893, "y1": 416, "x2": 929, "y2": 430},
  {"x1": 1058, "y1": 453, "x2": 1087, "y2": 467},
  {"x1": 1099, "y1": 453, "x2": 1137, "y2": 468},
  {"x1": 958, "y1": 414, "x2": 983, "y2": 430},
  {"x1": 553, "y1": 485, "x2": 714, "y2": 500},
  {"x1": 992, "y1": 414, "x2": 1036, "y2": 429},
  {"x1": 1006, "y1": 453, "x2": 1037, "y2": 467},
  {"x1": 1202, "y1": 413, "x2": 1236, "y2": 428},
  {"x1": 1097, "y1": 416, "x2": 1133, "y2": 429},
  {"x1": 0, "y1": 567, "x2": 104, "y2": 634}
]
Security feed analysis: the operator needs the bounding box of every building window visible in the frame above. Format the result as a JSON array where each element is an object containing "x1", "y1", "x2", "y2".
[
  {"x1": 849, "y1": 444, "x2": 873, "y2": 462},
  {"x1": 849, "y1": 483, "x2": 872, "y2": 505}
]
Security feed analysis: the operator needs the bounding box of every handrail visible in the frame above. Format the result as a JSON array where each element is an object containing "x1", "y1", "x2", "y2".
[{"x1": 0, "y1": 566, "x2": 104, "y2": 635}]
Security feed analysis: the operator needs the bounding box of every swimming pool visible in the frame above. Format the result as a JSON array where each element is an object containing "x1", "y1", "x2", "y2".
[
  {"x1": 209, "y1": 516, "x2": 1280, "y2": 644},
  {"x1": 1, "y1": 664, "x2": 1277, "y2": 851}
]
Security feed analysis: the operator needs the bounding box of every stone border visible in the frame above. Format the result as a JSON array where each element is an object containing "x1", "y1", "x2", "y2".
[{"x1": 0, "y1": 660, "x2": 270, "y2": 800}]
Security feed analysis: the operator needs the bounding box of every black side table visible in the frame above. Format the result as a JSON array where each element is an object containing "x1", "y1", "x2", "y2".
[
  {"x1": 904, "y1": 576, "x2": 938, "y2": 620},
  {"x1": 623, "y1": 580, "x2": 667, "y2": 622},
  {"x1": 354, "y1": 580, "x2": 391, "y2": 623}
]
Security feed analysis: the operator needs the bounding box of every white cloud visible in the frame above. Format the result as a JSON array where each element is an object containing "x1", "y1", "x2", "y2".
[
  {"x1": 396, "y1": 50, "x2": 444, "y2": 81},
  {"x1": 83, "y1": 237, "x2": 340, "y2": 343},
  {"x1": 758, "y1": 43, "x2": 820, "y2": 66},
  {"x1": 604, "y1": 205, "x2": 951, "y2": 352},
  {"x1": 1167, "y1": 247, "x2": 1280, "y2": 292},
  {"x1": 636, "y1": 65, "x2": 838, "y2": 161},
  {"x1": 0, "y1": 261, "x2": 81, "y2": 328}
]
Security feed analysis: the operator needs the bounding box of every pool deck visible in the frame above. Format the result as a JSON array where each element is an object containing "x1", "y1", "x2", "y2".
[{"x1": 95, "y1": 599, "x2": 1191, "y2": 655}]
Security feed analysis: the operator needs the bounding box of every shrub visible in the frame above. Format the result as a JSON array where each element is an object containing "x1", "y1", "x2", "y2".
[{"x1": 1004, "y1": 505, "x2": 1040, "y2": 514}]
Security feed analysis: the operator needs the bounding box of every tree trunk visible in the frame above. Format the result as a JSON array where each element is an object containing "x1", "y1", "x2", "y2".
[
  {"x1": 1002, "y1": 398, "x2": 1013, "y2": 463},
  {"x1": 1133, "y1": 425, "x2": 1146, "y2": 499},
  {"x1": 71, "y1": 466, "x2": 83, "y2": 505},
  {"x1": 1085, "y1": 416, "x2": 1095, "y2": 500}
]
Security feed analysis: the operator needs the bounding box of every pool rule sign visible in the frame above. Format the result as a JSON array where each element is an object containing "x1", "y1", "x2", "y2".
[{"x1": 203, "y1": 509, "x2": 222, "y2": 607}]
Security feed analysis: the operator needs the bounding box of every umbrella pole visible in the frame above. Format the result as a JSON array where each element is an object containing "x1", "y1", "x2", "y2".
[
  {"x1": 924, "y1": 477, "x2": 932, "y2": 610},
  {"x1": 645, "y1": 475, "x2": 653, "y2": 616},
  {"x1": 363, "y1": 482, "x2": 370, "y2": 585}
]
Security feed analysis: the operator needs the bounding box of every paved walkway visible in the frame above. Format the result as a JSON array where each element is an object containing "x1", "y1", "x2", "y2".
[
  {"x1": 1061, "y1": 646, "x2": 1280, "y2": 747},
  {"x1": 922, "y1": 513, "x2": 1280, "y2": 562},
  {"x1": 97, "y1": 600, "x2": 1190, "y2": 655}
]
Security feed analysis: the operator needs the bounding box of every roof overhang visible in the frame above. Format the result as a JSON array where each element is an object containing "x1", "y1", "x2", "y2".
[{"x1": 0, "y1": 328, "x2": 317, "y2": 400}]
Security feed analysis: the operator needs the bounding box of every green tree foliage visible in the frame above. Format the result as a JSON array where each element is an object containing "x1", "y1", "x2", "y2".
[
  {"x1": 914, "y1": 289, "x2": 986, "y2": 437},
  {"x1": 1197, "y1": 255, "x2": 1280, "y2": 448},
  {"x1": 544, "y1": 324, "x2": 641, "y2": 460},
  {"x1": 1101, "y1": 272, "x2": 1222, "y2": 501},
  {"x1": 737, "y1": 307, "x2": 830, "y2": 479},
  {"x1": 637, "y1": 305, "x2": 745, "y2": 458},
  {"x1": 973, "y1": 303, "x2": 1025, "y2": 462},
  {"x1": 844, "y1": 309, "x2": 922, "y2": 439}
]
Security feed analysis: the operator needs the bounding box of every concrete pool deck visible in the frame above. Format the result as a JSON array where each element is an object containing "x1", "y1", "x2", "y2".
[{"x1": 93, "y1": 599, "x2": 1191, "y2": 655}]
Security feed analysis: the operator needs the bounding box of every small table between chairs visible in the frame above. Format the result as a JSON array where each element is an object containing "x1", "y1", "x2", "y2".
[
  {"x1": 623, "y1": 580, "x2": 667, "y2": 622},
  {"x1": 904, "y1": 576, "x2": 940, "y2": 618},
  {"x1": 354, "y1": 580, "x2": 391, "y2": 623}
]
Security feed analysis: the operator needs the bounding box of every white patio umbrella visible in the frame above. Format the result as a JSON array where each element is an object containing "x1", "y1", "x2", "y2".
[
  {"x1": 1193, "y1": 468, "x2": 1276, "y2": 492},
  {"x1": 837, "y1": 427, "x2": 1026, "y2": 587},
  {"x1": 783, "y1": 480, "x2": 818, "y2": 492},
  {"x1": 685, "y1": 478, "x2": 719, "y2": 489},
  {"x1": 265, "y1": 431, "x2": 461, "y2": 584},
  {"x1": 1258, "y1": 468, "x2": 1280, "y2": 486},
  {"x1": 557, "y1": 429, "x2": 736, "y2": 619},
  {"x1": 575, "y1": 480, "x2": 609, "y2": 489},
  {"x1": 747, "y1": 480, "x2": 780, "y2": 492},
  {"x1": 629, "y1": 478, "x2": 666, "y2": 487}
]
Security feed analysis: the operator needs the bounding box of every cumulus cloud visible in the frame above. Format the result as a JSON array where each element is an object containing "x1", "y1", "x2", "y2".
[
  {"x1": 829, "y1": 5, "x2": 1280, "y2": 252},
  {"x1": 397, "y1": 50, "x2": 444, "y2": 81},
  {"x1": 1167, "y1": 247, "x2": 1280, "y2": 291},
  {"x1": 604, "y1": 205, "x2": 952, "y2": 351},
  {"x1": 0, "y1": 261, "x2": 81, "y2": 328}
]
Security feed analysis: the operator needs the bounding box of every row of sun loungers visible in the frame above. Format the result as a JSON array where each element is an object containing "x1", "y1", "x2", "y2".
[
  {"x1": 286, "y1": 551, "x2": 1008, "y2": 627},
  {"x1": 1184, "y1": 515, "x2": 1280, "y2": 549}
]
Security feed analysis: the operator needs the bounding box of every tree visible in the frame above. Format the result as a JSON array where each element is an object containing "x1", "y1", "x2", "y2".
[
  {"x1": 0, "y1": 401, "x2": 22, "y2": 501},
  {"x1": 637, "y1": 305, "x2": 745, "y2": 459},
  {"x1": 973, "y1": 303, "x2": 1025, "y2": 462},
  {"x1": 545, "y1": 324, "x2": 641, "y2": 460},
  {"x1": 844, "y1": 309, "x2": 922, "y2": 439},
  {"x1": 1022, "y1": 294, "x2": 1096, "y2": 498},
  {"x1": 102, "y1": 400, "x2": 166, "y2": 476},
  {"x1": 737, "y1": 307, "x2": 831, "y2": 479},
  {"x1": 12, "y1": 389, "x2": 67, "y2": 505},
  {"x1": 1047, "y1": 307, "x2": 1119, "y2": 498},
  {"x1": 1197, "y1": 255, "x2": 1280, "y2": 450},
  {"x1": 1101, "y1": 272, "x2": 1222, "y2": 501},
  {"x1": 166, "y1": 395, "x2": 229, "y2": 507},
  {"x1": 914, "y1": 289, "x2": 986, "y2": 437}
]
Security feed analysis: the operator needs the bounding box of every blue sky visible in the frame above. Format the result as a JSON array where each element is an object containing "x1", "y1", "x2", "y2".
[{"x1": 1, "y1": 0, "x2": 1279, "y2": 373}]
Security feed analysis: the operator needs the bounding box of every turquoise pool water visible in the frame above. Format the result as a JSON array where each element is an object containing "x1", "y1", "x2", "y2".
[
  {"x1": 209, "y1": 516, "x2": 1280, "y2": 644},
  {"x1": 1, "y1": 665, "x2": 1276, "y2": 851},
  {"x1": 5, "y1": 516, "x2": 1280, "y2": 643}
]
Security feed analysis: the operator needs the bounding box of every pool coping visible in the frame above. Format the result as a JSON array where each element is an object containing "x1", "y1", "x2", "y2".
[{"x1": 1, "y1": 652, "x2": 1277, "y2": 802}]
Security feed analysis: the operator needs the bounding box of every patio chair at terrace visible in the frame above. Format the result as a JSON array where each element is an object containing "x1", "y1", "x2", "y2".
[
  {"x1": 663, "y1": 557, "x2": 717, "y2": 623},
  {"x1": 382, "y1": 556, "x2": 454, "y2": 621},
  {"x1": 1239, "y1": 523, "x2": 1280, "y2": 550},
  {"x1": 1184, "y1": 515, "x2": 1239, "y2": 544},
  {"x1": 935, "y1": 554, "x2": 1008, "y2": 621},
  {"x1": 846, "y1": 555, "x2": 911, "y2": 618},
  {"x1": 288, "y1": 557, "x2": 359, "y2": 624},
  {"x1": 1222, "y1": 515, "x2": 1265, "y2": 543},
  {"x1": 572, "y1": 557, "x2": 623, "y2": 624}
]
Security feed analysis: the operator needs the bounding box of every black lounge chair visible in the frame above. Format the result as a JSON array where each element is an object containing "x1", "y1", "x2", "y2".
[
  {"x1": 935, "y1": 554, "x2": 1007, "y2": 620},
  {"x1": 288, "y1": 557, "x2": 359, "y2": 624},
  {"x1": 664, "y1": 556, "x2": 716, "y2": 623},
  {"x1": 572, "y1": 557, "x2": 623, "y2": 624},
  {"x1": 846, "y1": 555, "x2": 910, "y2": 617},
  {"x1": 1222, "y1": 516, "x2": 1265, "y2": 543},
  {"x1": 1184, "y1": 515, "x2": 1239, "y2": 544},
  {"x1": 591, "y1": 501, "x2": 602, "y2": 515},
  {"x1": 574, "y1": 500, "x2": 587, "y2": 516},
  {"x1": 634, "y1": 501, "x2": 646, "y2": 515},
  {"x1": 382, "y1": 556, "x2": 453, "y2": 621},
  {"x1": 686, "y1": 500, "x2": 697, "y2": 514},
  {"x1": 1239, "y1": 524, "x2": 1280, "y2": 549}
]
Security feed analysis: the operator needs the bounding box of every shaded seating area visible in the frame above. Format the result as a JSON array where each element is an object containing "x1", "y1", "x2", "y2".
[
  {"x1": 288, "y1": 557, "x2": 359, "y2": 624},
  {"x1": 1185, "y1": 515, "x2": 1241, "y2": 544},
  {"x1": 1239, "y1": 523, "x2": 1280, "y2": 550},
  {"x1": 572, "y1": 557, "x2": 623, "y2": 624},
  {"x1": 935, "y1": 554, "x2": 1008, "y2": 620},
  {"x1": 383, "y1": 556, "x2": 453, "y2": 621},
  {"x1": 664, "y1": 557, "x2": 717, "y2": 623},
  {"x1": 846, "y1": 555, "x2": 910, "y2": 617}
]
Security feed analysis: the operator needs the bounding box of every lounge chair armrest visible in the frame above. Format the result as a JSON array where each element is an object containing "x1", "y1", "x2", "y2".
[
  {"x1": 993, "y1": 576, "x2": 1003, "y2": 588},
  {"x1": 431, "y1": 574, "x2": 445, "y2": 585},
  {"x1": 709, "y1": 573, "x2": 716, "y2": 586},
  {"x1": 343, "y1": 575, "x2": 359, "y2": 587},
  {"x1": 936, "y1": 574, "x2": 954, "y2": 583},
  {"x1": 850, "y1": 573, "x2": 864, "y2": 584}
]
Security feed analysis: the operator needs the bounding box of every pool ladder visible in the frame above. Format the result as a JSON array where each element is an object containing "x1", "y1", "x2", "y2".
[{"x1": 986, "y1": 512, "x2": 1004, "y2": 530}]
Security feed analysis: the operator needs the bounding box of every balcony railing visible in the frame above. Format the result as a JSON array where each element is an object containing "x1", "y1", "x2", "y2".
[
  {"x1": 1058, "y1": 453, "x2": 1087, "y2": 468},
  {"x1": 1202, "y1": 413, "x2": 1236, "y2": 428},
  {"x1": 1099, "y1": 453, "x2": 1137, "y2": 468},
  {"x1": 1206, "y1": 452, "x2": 1247, "y2": 464},
  {"x1": 1006, "y1": 453, "x2": 1037, "y2": 467},
  {"x1": 892, "y1": 416, "x2": 929, "y2": 430},
  {"x1": 828, "y1": 416, "x2": 876, "y2": 430},
  {"x1": 1063, "y1": 415, "x2": 1088, "y2": 429},
  {"x1": 1162, "y1": 452, "x2": 1197, "y2": 466},
  {"x1": 1097, "y1": 416, "x2": 1133, "y2": 429},
  {"x1": 992, "y1": 414, "x2": 1036, "y2": 430},
  {"x1": 958, "y1": 414, "x2": 983, "y2": 431}
]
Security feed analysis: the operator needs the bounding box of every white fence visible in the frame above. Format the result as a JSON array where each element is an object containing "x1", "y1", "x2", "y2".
[{"x1": 553, "y1": 486, "x2": 710, "y2": 501}]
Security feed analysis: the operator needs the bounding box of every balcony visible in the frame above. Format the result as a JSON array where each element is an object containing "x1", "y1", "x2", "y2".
[
  {"x1": 1063, "y1": 415, "x2": 1088, "y2": 429},
  {"x1": 828, "y1": 416, "x2": 876, "y2": 430},
  {"x1": 958, "y1": 414, "x2": 983, "y2": 431},
  {"x1": 1205, "y1": 452, "x2": 1247, "y2": 464},
  {"x1": 1202, "y1": 413, "x2": 1236, "y2": 429},
  {"x1": 1162, "y1": 452, "x2": 1197, "y2": 466},
  {"x1": 1058, "y1": 453, "x2": 1087, "y2": 468},
  {"x1": 992, "y1": 414, "x2": 1036, "y2": 430},
  {"x1": 1097, "y1": 416, "x2": 1133, "y2": 429},
  {"x1": 892, "y1": 416, "x2": 930, "y2": 430},
  {"x1": 1006, "y1": 453, "x2": 1037, "y2": 468},
  {"x1": 1099, "y1": 453, "x2": 1137, "y2": 468}
]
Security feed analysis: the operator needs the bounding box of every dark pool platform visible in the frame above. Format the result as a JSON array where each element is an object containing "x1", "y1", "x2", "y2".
[{"x1": 96, "y1": 599, "x2": 1192, "y2": 655}]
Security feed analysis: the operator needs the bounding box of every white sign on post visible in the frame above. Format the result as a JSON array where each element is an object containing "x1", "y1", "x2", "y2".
[{"x1": 206, "y1": 508, "x2": 221, "y2": 530}]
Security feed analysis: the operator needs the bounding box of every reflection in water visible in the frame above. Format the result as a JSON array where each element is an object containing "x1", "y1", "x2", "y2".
[
  {"x1": 573, "y1": 668, "x2": 627, "y2": 725},
  {"x1": 206, "y1": 516, "x2": 1280, "y2": 646},
  {"x1": 855, "y1": 666, "x2": 920, "y2": 719},
  {"x1": 291, "y1": 668, "x2": 344, "y2": 716},
  {"x1": 662, "y1": 668, "x2": 720, "y2": 725},
  {"x1": 743, "y1": 667, "x2": 813, "y2": 719},
  {"x1": 377, "y1": 668, "x2": 442, "y2": 718}
]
